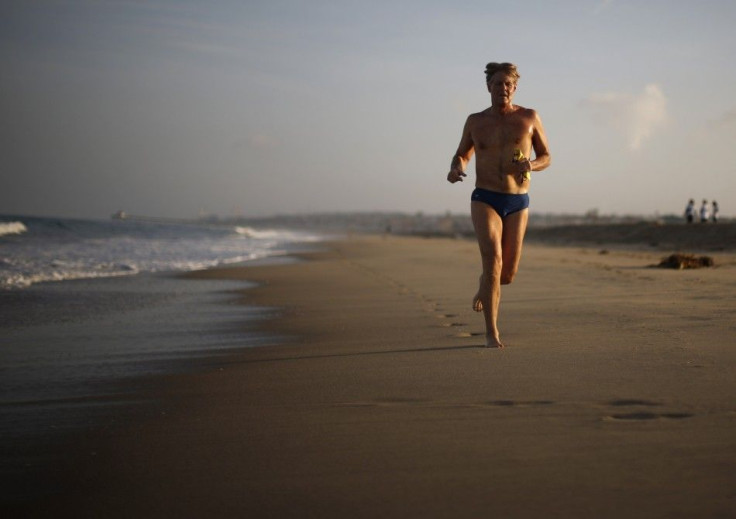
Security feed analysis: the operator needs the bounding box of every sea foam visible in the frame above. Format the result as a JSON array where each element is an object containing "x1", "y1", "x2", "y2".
[
  {"x1": 0, "y1": 221, "x2": 27, "y2": 237},
  {"x1": 0, "y1": 216, "x2": 325, "y2": 289}
]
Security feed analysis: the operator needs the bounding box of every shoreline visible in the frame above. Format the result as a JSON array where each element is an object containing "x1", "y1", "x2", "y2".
[
  {"x1": 9, "y1": 234, "x2": 736, "y2": 517},
  {"x1": 0, "y1": 270, "x2": 278, "y2": 508}
]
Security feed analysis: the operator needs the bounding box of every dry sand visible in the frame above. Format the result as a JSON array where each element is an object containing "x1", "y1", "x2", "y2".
[{"x1": 20, "y1": 234, "x2": 736, "y2": 518}]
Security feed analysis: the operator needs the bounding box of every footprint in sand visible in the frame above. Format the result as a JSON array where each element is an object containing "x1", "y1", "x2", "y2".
[
  {"x1": 337, "y1": 399, "x2": 555, "y2": 409},
  {"x1": 605, "y1": 412, "x2": 693, "y2": 421},
  {"x1": 603, "y1": 400, "x2": 693, "y2": 421},
  {"x1": 484, "y1": 400, "x2": 555, "y2": 408},
  {"x1": 454, "y1": 331, "x2": 484, "y2": 338},
  {"x1": 608, "y1": 399, "x2": 662, "y2": 407}
]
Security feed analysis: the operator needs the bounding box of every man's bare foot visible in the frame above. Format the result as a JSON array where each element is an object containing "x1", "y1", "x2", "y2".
[
  {"x1": 473, "y1": 293, "x2": 482, "y2": 312},
  {"x1": 472, "y1": 274, "x2": 483, "y2": 312},
  {"x1": 486, "y1": 334, "x2": 504, "y2": 348}
]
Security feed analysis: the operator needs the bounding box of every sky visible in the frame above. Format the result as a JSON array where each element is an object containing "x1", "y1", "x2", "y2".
[{"x1": 2, "y1": 0, "x2": 735, "y2": 219}]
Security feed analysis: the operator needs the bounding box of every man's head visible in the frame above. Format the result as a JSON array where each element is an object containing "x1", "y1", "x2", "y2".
[{"x1": 485, "y1": 62, "x2": 520, "y2": 106}]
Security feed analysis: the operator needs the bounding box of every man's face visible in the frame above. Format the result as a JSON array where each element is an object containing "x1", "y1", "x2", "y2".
[{"x1": 487, "y1": 72, "x2": 517, "y2": 104}]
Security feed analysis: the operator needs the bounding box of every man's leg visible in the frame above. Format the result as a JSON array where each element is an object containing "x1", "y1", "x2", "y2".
[
  {"x1": 500, "y1": 208, "x2": 529, "y2": 284},
  {"x1": 472, "y1": 206, "x2": 529, "y2": 347},
  {"x1": 471, "y1": 201, "x2": 504, "y2": 348}
]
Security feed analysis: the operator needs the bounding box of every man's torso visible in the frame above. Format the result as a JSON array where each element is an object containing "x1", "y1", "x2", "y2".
[{"x1": 469, "y1": 106, "x2": 535, "y2": 194}]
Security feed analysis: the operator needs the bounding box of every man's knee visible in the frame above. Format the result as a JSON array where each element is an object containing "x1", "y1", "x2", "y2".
[
  {"x1": 500, "y1": 268, "x2": 517, "y2": 285},
  {"x1": 481, "y1": 250, "x2": 503, "y2": 272}
]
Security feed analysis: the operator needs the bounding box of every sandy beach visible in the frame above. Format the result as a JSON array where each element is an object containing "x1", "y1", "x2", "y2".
[{"x1": 13, "y1": 232, "x2": 736, "y2": 518}]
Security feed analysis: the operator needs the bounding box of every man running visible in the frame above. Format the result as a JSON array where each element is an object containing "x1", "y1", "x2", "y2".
[{"x1": 447, "y1": 62, "x2": 551, "y2": 348}]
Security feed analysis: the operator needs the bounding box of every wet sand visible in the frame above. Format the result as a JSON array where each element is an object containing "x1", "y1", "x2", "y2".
[{"x1": 15, "y1": 234, "x2": 736, "y2": 518}]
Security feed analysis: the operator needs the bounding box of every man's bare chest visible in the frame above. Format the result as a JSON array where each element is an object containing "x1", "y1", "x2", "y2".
[{"x1": 471, "y1": 117, "x2": 530, "y2": 150}]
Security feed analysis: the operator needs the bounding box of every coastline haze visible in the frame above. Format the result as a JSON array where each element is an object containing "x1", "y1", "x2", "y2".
[{"x1": 2, "y1": 1, "x2": 735, "y2": 219}]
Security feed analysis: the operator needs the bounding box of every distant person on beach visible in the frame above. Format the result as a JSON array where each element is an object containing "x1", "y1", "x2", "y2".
[
  {"x1": 447, "y1": 62, "x2": 551, "y2": 348},
  {"x1": 684, "y1": 199, "x2": 695, "y2": 224},
  {"x1": 700, "y1": 199, "x2": 710, "y2": 223},
  {"x1": 712, "y1": 200, "x2": 719, "y2": 223}
]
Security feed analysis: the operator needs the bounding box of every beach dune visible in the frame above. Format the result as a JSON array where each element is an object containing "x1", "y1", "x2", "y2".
[{"x1": 21, "y1": 234, "x2": 736, "y2": 518}]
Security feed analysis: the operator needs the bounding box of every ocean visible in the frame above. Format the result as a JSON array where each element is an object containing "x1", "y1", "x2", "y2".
[
  {"x1": 0, "y1": 214, "x2": 324, "y2": 289},
  {"x1": 0, "y1": 214, "x2": 327, "y2": 503}
]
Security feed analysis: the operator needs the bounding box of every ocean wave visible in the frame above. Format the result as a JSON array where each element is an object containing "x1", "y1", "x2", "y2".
[
  {"x1": 0, "y1": 249, "x2": 285, "y2": 289},
  {"x1": 0, "y1": 221, "x2": 27, "y2": 237},
  {"x1": 1, "y1": 266, "x2": 141, "y2": 289},
  {"x1": 234, "y1": 226, "x2": 325, "y2": 242},
  {"x1": 0, "y1": 216, "x2": 327, "y2": 289},
  {"x1": 234, "y1": 226, "x2": 281, "y2": 239}
]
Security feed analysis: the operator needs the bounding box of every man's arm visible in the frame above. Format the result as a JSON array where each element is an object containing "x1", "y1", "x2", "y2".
[
  {"x1": 528, "y1": 110, "x2": 551, "y2": 172},
  {"x1": 447, "y1": 116, "x2": 475, "y2": 183}
]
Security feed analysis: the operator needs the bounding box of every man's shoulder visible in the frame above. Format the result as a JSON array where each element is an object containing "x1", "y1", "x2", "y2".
[
  {"x1": 514, "y1": 105, "x2": 538, "y2": 117},
  {"x1": 467, "y1": 108, "x2": 490, "y2": 120},
  {"x1": 466, "y1": 108, "x2": 494, "y2": 127}
]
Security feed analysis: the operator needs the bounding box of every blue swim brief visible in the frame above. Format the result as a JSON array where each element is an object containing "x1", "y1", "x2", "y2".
[{"x1": 471, "y1": 188, "x2": 529, "y2": 218}]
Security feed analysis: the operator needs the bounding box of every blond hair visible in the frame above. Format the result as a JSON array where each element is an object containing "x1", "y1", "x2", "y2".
[{"x1": 484, "y1": 62, "x2": 520, "y2": 83}]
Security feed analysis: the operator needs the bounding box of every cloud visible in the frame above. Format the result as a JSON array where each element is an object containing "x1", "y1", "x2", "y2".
[
  {"x1": 715, "y1": 107, "x2": 736, "y2": 126},
  {"x1": 593, "y1": 0, "x2": 614, "y2": 14},
  {"x1": 583, "y1": 84, "x2": 668, "y2": 150},
  {"x1": 246, "y1": 133, "x2": 278, "y2": 150}
]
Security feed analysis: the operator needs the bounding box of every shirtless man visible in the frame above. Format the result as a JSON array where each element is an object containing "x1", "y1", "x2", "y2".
[{"x1": 447, "y1": 62, "x2": 551, "y2": 348}]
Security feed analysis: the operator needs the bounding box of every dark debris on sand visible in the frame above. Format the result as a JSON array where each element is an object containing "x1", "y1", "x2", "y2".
[{"x1": 654, "y1": 253, "x2": 715, "y2": 269}]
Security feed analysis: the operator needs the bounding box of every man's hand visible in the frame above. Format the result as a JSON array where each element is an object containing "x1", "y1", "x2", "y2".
[
  {"x1": 447, "y1": 168, "x2": 467, "y2": 183},
  {"x1": 514, "y1": 159, "x2": 532, "y2": 183}
]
